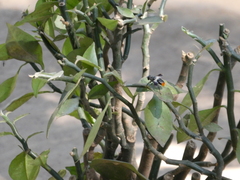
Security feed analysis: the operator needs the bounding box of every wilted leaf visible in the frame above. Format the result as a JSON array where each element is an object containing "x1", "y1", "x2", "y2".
[
  {"x1": 144, "y1": 95, "x2": 173, "y2": 146},
  {"x1": 6, "y1": 24, "x2": 44, "y2": 68},
  {"x1": 90, "y1": 159, "x2": 147, "y2": 180},
  {"x1": 9, "y1": 152, "x2": 40, "y2": 180},
  {"x1": 79, "y1": 98, "x2": 111, "y2": 159},
  {"x1": 97, "y1": 17, "x2": 118, "y2": 31}
]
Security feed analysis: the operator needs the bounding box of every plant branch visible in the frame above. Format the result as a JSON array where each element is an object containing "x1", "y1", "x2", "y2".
[
  {"x1": 0, "y1": 112, "x2": 63, "y2": 180},
  {"x1": 58, "y1": 0, "x2": 80, "y2": 49},
  {"x1": 70, "y1": 147, "x2": 83, "y2": 180}
]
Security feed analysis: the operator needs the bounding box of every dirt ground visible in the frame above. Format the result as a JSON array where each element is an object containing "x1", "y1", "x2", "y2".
[{"x1": 0, "y1": 0, "x2": 240, "y2": 180}]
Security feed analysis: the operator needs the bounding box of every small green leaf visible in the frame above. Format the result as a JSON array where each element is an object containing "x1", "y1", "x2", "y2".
[
  {"x1": 97, "y1": 17, "x2": 118, "y2": 31},
  {"x1": 0, "y1": 131, "x2": 14, "y2": 137},
  {"x1": 204, "y1": 123, "x2": 222, "y2": 132},
  {"x1": 47, "y1": 70, "x2": 85, "y2": 137},
  {"x1": 13, "y1": 114, "x2": 29, "y2": 124},
  {"x1": 48, "y1": 169, "x2": 66, "y2": 179},
  {"x1": 65, "y1": 166, "x2": 78, "y2": 176},
  {"x1": 90, "y1": 159, "x2": 147, "y2": 180},
  {"x1": 32, "y1": 78, "x2": 48, "y2": 97},
  {"x1": 88, "y1": 81, "x2": 117, "y2": 99},
  {"x1": 116, "y1": 6, "x2": 135, "y2": 18},
  {"x1": 9, "y1": 152, "x2": 40, "y2": 180},
  {"x1": 26, "y1": 131, "x2": 44, "y2": 142},
  {"x1": 0, "y1": 64, "x2": 24, "y2": 103},
  {"x1": 104, "y1": 70, "x2": 124, "y2": 84},
  {"x1": 144, "y1": 95, "x2": 173, "y2": 146},
  {"x1": 6, "y1": 24, "x2": 44, "y2": 68},
  {"x1": 179, "y1": 69, "x2": 220, "y2": 115},
  {"x1": 236, "y1": 129, "x2": 240, "y2": 163},
  {"x1": 0, "y1": 43, "x2": 11, "y2": 60},
  {"x1": 177, "y1": 106, "x2": 222, "y2": 143},
  {"x1": 4, "y1": 91, "x2": 51, "y2": 112},
  {"x1": 79, "y1": 98, "x2": 111, "y2": 159}
]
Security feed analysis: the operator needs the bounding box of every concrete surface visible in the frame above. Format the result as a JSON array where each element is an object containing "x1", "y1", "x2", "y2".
[{"x1": 0, "y1": 0, "x2": 240, "y2": 179}]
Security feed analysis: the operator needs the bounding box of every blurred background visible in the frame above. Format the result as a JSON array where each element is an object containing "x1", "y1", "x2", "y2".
[{"x1": 0, "y1": 0, "x2": 240, "y2": 179}]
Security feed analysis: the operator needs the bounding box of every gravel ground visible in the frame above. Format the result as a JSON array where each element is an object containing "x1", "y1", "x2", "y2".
[{"x1": 0, "y1": 0, "x2": 240, "y2": 180}]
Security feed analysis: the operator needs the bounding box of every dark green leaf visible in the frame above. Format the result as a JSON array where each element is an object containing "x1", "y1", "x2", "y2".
[
  {"x1": 0, "y1": 131, "x2": 14, "y2": 137},
  {"x1": 144, "y1": 95, "x2": 173, "y2": 146},
  {"x1": 116, "y1": 6, "x2": 135, "y2": 18},
  {"x1": 90, "y1": 159, "x2": 147, "y2": 180},
  {"x1": 4, "y1": 91, "x2": 51, "y2": 112},
  {"x1": 0, "y1": 64, "x2": 24, "y2": 103},
  {"x1": 6, "y1": 24, "x2": 44, "y2": 68},
  {"x1": 0, "y1": 43, "x2": 11, "y2": 60},
  {"x1": 88, "y1": 81, "x2": 117, "y2": 99},
  {"x1": 65, "y1": 166, "x2": 78, "y2": 176},
  {"x1": 177, "y1": 106, "x2": 222, "y2": 143},
  {"x1": 9, "y1": 152, "x2": 40, "y2": 180},
  {"x1": 179, "y1": 69, "x2": 220, "y2": 115},
  {"x1": 79, "y1": 98, "x2": 111, "y2": 159},
  {"x1": 97, "y1": 17, "x2": 118, "y2": 31}
]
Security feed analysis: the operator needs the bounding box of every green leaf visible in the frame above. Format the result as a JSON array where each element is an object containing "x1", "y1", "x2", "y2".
[
  {"x1": 177, "y1": 106, "x2": 222, "y2": 143},
  {"x1": 9, "y1": 152, "x2": 40, "y2": 180},
  {"x1": 47, "y1": 70, "x2": 86, "y2": 137},
  {"x1": 179, "y1": 69, "x2": 220, "y2": 115},
  {"x1": 116, "y1": 6, "x2": 135, "y2": 18},
  {"x1": 65, "y1": 166, "x2": 78, "y2": 176},
  {"x1": 26, "y1": 131, "x2": 44, "y2": 142},
  {"x1": 6, "y1": 24, "x2": 44, "y2": 68},
  {"x1": 236, "y1": 129, "x2": 240, "y2": 163},
  {"x1": 90, "y1": 159, "x2": 147, "y2": 180},
  {"x1": 137, "y1": 16, "x2": 163, "y2": 25},
  {"x1": 4, "y1": 91, "x2": 51, "y2": 112},
  {"x1": 0, "y1": 43, "x2": 11, "y2": 60},
  {"x1": 144, "y1": 95, "x2": 173, "y2": 146},
  {"x1": 97, "y1": 17, "x2": 118, "y2": 31},
  {"x1": 104, "y1": 70, "x2": 124, "y2": 84},
  {"x1": 0, "y1": 131, "x2": 14, "y2": 137},
  {"x1": 48, "y1": 169, "x2": 66, "y2": 180},
  {"x1": 79, "y1": 98, "x2": 111, "y2": 159},
  {"x1": 31, "y1": 78, "x2": 48, "y2": 97},
  {"x1": 15, "y1": 1, "x2": 57, "y2": 26},
  {"x1": 0, "y1": 64, "x2": 24, "y2": 103},
  {"x1": 88, "y1": 81, "x2": 117, "y2": 99},
  {"x1": 204, "y1": 123, "x2": 222, "y2": 132},
  {"x1": 62, "y1": 37, "x2": 73, "y2": 56}
]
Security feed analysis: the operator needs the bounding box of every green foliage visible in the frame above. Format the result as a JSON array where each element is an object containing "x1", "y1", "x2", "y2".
[
  {"x1": 9, "y1": 152, "x2": 40, "y2": 180},
  {"x1": 0, "y1": 0, "x2": 239, "y2": 179},
  {"x1": 144, "y1": 95, "x2": 173, "y2": 146},
  {"x1": 90, "y1": 159, "x2": 147, "y2": 180}
]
